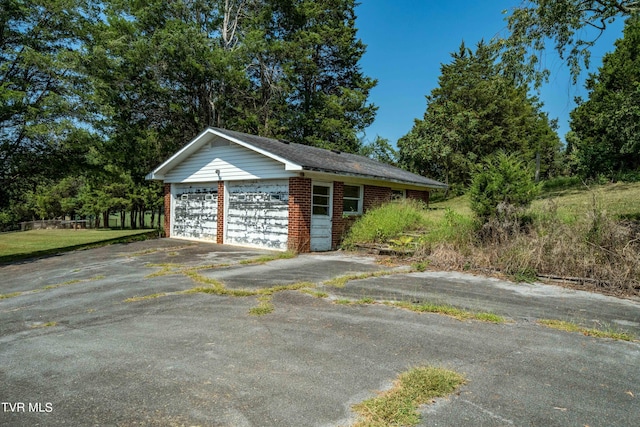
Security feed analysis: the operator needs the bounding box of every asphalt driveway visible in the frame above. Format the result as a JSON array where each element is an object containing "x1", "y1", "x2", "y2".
[{"x1": 1, "y1": 238, "x2": 639, "y2": 426}]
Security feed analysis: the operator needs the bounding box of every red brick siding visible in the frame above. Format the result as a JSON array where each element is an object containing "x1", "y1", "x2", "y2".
[
  {"x1": 288, "y1": 177, "x2": 312, "y2": 253},
  {"x1": 363, "y1": 185, "x2": 393, "y2": 212},
  {"x1": 163, "y1": 183, "x2": 171, "y2": 237},
  {"x1": 331, "y1": 181, "x2": 345, "y2": 249},
  {"x1": 217, "y1": 181, "x2": 225, "y2": 244},
  {"x1": 406, "y1": 189, "x2": 430, "y2": 205}
]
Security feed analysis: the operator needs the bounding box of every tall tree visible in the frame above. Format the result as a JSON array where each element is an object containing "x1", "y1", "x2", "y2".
[
  {"x1": 272, "y1": 0, "x2": 377, "y2": 152},
  {"x1": 501, "y1": 0, "x2": 639, "y2": 86},
  {"x1": 398, "y1": 41, "x2": 561, "y2": 193},
  {"x1": 569, "y1": 14, "x2": 640, "y2": 179},
  {"x1": 0, "y1": 0, "x2": 98, "y2": 217}
]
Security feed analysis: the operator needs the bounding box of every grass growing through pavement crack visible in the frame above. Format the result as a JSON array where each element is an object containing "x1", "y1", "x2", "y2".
[
  {"x1": 238, "y1": 250, "x2": 297, "y2": 265},
  {"x1": 539, "y1": 319, "x2": 635, "y2": 341},
  {"x1": 323, "y1": 269, "x2": 408, "y2": 288},
  {"x1": 389, "y1": 301, "x2": 505, "y2": 323},
  {"x1": 334, "y1": 298, "x2": 506, "y2": 323},
  {"x1": 0, "y1": 275, "x2": 106, "y2": 300},
  {"x1": 136, "y1": 257, "x2": 502, "y2": 322},
  {"x1": 30, "y1": 321, "x2": 58, "y2": 329},
  {"x1": 124, "y1": 293, "x2": 168, "y2": 303},
  {"x1": 249, "y1": 296, "x2": 275, "y2": 316},
  {"x1": 132, "y1": 258, "x2": 319, "y2": 314},
  {"x1": 350, "y1": 366, "x2": 465, "y2": 427}
]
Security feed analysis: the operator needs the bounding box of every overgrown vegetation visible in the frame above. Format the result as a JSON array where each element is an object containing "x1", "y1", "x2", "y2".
[
  {"x1": 341, "y1": 199, "x2": 428, "y2": 246},
  {"x1": 350, "y1": 366, "x2": 465, "y2": 427},
  {"x1": 343, "y1": 182, "x2": 640, "y2": 297},
  {"x1": 469, "y1": 151, "x2": 540, "y2": 221}
]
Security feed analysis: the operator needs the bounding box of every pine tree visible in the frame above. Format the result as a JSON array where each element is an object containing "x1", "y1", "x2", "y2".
[
  {"x1": 569, "y1": 14, "x2": 640, "y2": 180},
  {"x1": 398, "y1": 41, "x2": 561, "y2": 193},
  {"x1": 271, "y1": 0, "x2": 377, "y2": 152}
]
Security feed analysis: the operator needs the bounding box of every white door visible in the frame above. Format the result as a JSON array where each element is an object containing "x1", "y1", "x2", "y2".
[{"x1": 310, "y1": 182, "x2": 332, "y2": 251}]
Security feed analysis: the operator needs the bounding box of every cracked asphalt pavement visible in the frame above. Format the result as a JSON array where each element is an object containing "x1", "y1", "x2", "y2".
[{"x1": 1, "y1": 238, "x2": 639, "y2": 426}]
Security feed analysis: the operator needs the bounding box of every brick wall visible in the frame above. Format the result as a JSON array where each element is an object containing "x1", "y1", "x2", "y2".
[
  {"x1": 406, "y1": 189, "x2": 430, "y2": 205},
  {"x1": 163, "y1": 183, "x2": 171, "y2": 237},
  {"x1": 363, "y1": 185, "x2": 393, "y2": 212},
  {"x1": 217, "y1": 181, "x2": 225, "y2": 244},
  {"x1": 288, "y1": 177, "x2": 312, "y2": 253},
  {"x1": 331, "y1": 181, "x2": 345, "y2": 249}
]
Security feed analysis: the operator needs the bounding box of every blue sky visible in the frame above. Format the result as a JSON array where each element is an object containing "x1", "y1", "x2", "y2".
[{"x1": 355, "y1": 0, "x2": 625, "y2": 146}]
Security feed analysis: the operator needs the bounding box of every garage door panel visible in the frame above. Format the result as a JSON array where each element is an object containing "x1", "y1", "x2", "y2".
[
  {"x1": 226, "y1": 181, "x2": 289, "y2": 250},
  {"x1": 174, "y1": 189, "x2": 218, "y2": 240}
]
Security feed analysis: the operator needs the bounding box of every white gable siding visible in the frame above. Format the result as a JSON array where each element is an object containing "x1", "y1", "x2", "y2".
[{"x1": 164, "y1": 141, "x2": 294, "y2": 183}]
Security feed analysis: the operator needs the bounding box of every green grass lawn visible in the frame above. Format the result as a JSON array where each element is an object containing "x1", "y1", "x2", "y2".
[{"x1": 0, "y1": 229, "x2": 155, "y2": 262}]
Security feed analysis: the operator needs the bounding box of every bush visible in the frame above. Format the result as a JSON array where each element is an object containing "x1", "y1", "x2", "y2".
[
  {"x1": 469, "y1": 151, "x2": 540, "y2": 222},
  {"x1": 341, "y1": 199, "x2": 427, "y2": 246}
]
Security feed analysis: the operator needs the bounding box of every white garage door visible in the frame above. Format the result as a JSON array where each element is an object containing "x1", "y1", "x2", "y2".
[
  {"x1": 173, "y1": 186, "x2": 218, "y2": 241},
  {"x1": 226, "y1": 180, "x2": 289, "y2": 250}
]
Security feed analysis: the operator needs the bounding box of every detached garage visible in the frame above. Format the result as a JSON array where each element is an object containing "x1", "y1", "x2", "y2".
[{"x1": 146, "y1": 128, "x2": 447, "y2": 252}]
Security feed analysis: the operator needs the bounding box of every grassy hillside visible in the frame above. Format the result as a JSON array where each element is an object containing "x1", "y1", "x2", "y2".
[
  {"x1": 433, "y1": 181, "x2": 640, "y2": 221},
  {"x1": 343, "y1": 182, "x2": 640, "y2": 297}
]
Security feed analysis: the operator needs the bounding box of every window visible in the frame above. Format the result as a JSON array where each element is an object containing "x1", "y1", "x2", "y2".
[
  {"x1": 312, "y1": 185, "x2": 331, "y2": 215},
  {"x1": 392, "y1": 189, "x2": 406, "y2": 200},
  {"x1": 343, "y1": 185, "x2": 362, "y2": 214}
]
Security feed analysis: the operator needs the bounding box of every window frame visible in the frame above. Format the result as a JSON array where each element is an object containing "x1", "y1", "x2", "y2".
[{"x1": 342, "y1": 184, "x2": 363, "y2": 215}]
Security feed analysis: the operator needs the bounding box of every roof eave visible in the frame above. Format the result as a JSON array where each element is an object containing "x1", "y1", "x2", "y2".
[{"x1": 301, "y1": 167, "x2": 448, "y2": 190}]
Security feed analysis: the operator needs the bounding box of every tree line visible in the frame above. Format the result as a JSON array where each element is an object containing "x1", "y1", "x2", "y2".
[
  {"x1": 398, "y1": 9, "x2": 640, "y2": 195},
  {"x1": 1, "y1": 0, "x2": 638, "y2": 230},
  {"x1": 1, "y1": 0, "x2": 376, "y2": 229}
]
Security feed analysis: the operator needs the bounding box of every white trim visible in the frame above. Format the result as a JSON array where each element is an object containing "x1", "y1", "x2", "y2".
[
  {"x1": 223, "y1": 181, "x2": 229, "y2": 244},
  {"x1": 169, "y1": 183, "x2": 176, "y2": 238},
  {"x1": 342, "y1": 184, "x2": 363, "y2": 216}
]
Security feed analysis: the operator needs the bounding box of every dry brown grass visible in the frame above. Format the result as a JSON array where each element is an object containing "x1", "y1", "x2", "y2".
[
  {"x1": 424, "y1": 204, "x2": 640, "y2": 296},
  {"x1": 345, "y1": 183, "x2": 640, "y2": 296},
  {"x1": 416, "y1": 184, "x2": 640, "y2": 297}
]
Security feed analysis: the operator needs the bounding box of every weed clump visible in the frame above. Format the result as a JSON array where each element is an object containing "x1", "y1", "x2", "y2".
[
  {"x1": 342, "y1": 199, "x2": 428, "y2": 246},
  {"x1": 351, "y1": 366, "x2": 465, "y2": 427}
]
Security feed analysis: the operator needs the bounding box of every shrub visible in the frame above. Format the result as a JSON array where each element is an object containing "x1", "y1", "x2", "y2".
[
  {"x1": 469, "y1": 151, "x2": 541, "y2": 222},
  {"x1": 341, "y1": 199, "x2": 427, "y2": 246}
]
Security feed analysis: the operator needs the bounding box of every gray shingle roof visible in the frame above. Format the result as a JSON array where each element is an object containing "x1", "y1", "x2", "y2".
[{"x1": 211, "y1": 127, "x2": 447, "y2": 189}]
